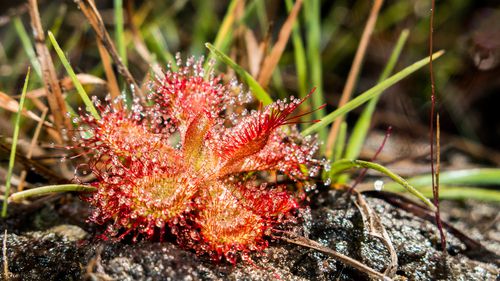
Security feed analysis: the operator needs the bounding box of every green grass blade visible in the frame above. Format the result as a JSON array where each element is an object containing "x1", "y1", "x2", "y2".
[
  {"x1": 9, "y1": 184, "x2": 97, "y2": 202},
  {"x1": 13, "y1": 17, "x2": 42, "y2": 79},
  {"x1": 383, "y1": 185, "x2": 500, "y2": 202},
  {"x1": 385, "y1": 168, "x2": 500, "y2": 190},
  {"x1": 206, "y1": 43, "x2": 273, "y2": 105},
  {"x1": 336, "y1": 29, "x2": 410, "y2": 185},
  {"x1": 329, "y1": 159, "x2": 436, "y2": 211},
  {"x1": 285, "y1": 0, "x2": 310, "y2": 123},
  {"x1": 2, "y1": 68, "x2": 30, "y2": 217},
  {"x1": 304, "y1": 0, "x2": 327, "y2": 140},
  {"x1": 190, "y1": 0, "x2": 215, "y2": 55},
  {"x1": 420, "y1": 186, "x2": 500, "y2": 202},
  {"x1": 48, "y1": 5, "x2": 66, "y2": 37},
  {"x1": 302, "y1": 50, "x2": 445, "y2": 136},
  {"x1": 254, "y1": 0, "x2": 268, "y2": 33},
  {"x1": 114, "y1": 0, "x2": 127, "y2": 66},
  {"x1": 146, "y1": 25, "x2": 175, "y2": 69},
  {"x1": 48, "y1": 31, "x2": 100, "y2": 120},
  {"x1": 332, "y1": 121, "x2": 347, "y2": 162},
  {"x1": 344, "y1": 29, "x2": 409, "y2": 160},
  {"x1": 204, "y1": 0, "x2": 239, "y2": 70},
  {"x1": 379, "y1": 30, "x2": 410, "y2": 81}
]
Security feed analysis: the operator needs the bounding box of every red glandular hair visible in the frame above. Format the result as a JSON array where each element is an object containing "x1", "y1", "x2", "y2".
[{"x1": 75, "y1": 57, "x2": 320, "y2": 263}]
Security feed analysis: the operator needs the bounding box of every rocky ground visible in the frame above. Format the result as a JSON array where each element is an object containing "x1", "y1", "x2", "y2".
[{"x1": 0, "y1": 189, "x2": 498, "y2": 281}]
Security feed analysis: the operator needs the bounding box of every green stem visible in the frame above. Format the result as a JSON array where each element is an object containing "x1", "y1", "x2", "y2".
[
  {"x1": 400, "y1": 168, "x2": 500, "y2": 187},
  {"x1": 329, "y1": 159, "x2": 436, "y2": 211},
  {"x1": 204, "y1": 0, "x2": 239, "y2": 70},
  {"x1": 13, "y1": 17, "x2": 42, "y2": 79},
  {"x1": 2, "y1": 68, "x2": 30, "y2": 217},
  {"x1": 344, "y1": 29, "x2": 409, "y2": 160},
  {"x1": 9, "y1": 184, "x2": 97, "y2": 203},
  {"x1": 48, "y1": 31, "x2": 100, "y2": 120},
  {"x1": 304, "y1": 0, "x2": 327, "y2": 141},
  {"x1": 383, "y1": 185, "x2": 500, "y2": 202}
]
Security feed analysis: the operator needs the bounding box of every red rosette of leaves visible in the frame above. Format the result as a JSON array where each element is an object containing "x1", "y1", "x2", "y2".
[{"x1": 75, "y1": 57, "x2": 320, "y2": 263}]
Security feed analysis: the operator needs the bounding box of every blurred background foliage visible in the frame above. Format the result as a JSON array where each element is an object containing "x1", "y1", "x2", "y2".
[{"x1": 0, "y1": 0, "x2": 499, "y2": 163}]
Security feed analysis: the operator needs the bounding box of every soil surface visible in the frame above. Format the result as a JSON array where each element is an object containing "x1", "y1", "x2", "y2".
[{"x1": 0, "y1": 189, "x2": 498, "y2": 281}]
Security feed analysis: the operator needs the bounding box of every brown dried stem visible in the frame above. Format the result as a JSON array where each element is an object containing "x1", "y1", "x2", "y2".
[
  {"x1": 0, "y1": 91, "x2": 53, "y2": 128},
  {"x1": 18, "y1": 108, "x2": 48, "y2": 192},
  {"x1": 325, "y1": 0, "x2": 384, "y2": 157},
  {"x1": 28, "y1": 0, "x2": 71, "y2": 143},
  {"x1": 76, "y1": 0, "x2": 145, "y2": 101},
  {"x1": 96, "y1": 40, "x2": 122, "y2": 109},
  {"x1": 355, "y1": 192, "x2": 398, "y2": 277},
  {"x1": 281, "y1": 234, "x2": 392, "y2": 281},
  {"x1": 256, "y1": 0, "x2": 302, "y2": 88}
]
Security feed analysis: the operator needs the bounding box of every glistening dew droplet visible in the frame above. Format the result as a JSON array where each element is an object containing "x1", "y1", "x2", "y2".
[{"x1": 374, "y1": 180, "x2": 384, "y2": 191}]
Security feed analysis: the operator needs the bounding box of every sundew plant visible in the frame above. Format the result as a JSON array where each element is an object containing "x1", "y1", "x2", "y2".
[
  {"x1": 75, "y1": 57, "x2": 322, "y2": 262},
  {"x1": 3, "y1": 0, "x2": 441, "y2": 265},
  {"x1": 4, "y1": 0, "x2": 500, "y2": 276}
]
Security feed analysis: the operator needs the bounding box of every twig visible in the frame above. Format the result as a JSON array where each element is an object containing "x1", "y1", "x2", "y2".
[
  {"x1": 367, "y1": 191, "x2": 500, "y2": 263},
  {"x1": 0, "y1": 91, "x2": 53, "y2": 128},
  {"x1": 84, "y1": 245, "x2": 113, "y2": 280},
  {"x1": 280, "y1": 234, "x2": 392, "y2": 281},
  {"x1": 0, "y1": 141, "x2": 68, "y2": 185},
  {"x1": 18, "y1": 108, "x2": 48, "y2": 192},
  {"x1": 325, "y1": 0, "x2": 384, "y2": 157},
  {"x1": 75, "y1": 0, "x2": 144, "y2": 101},
  {"x1": 256, "y1": 0, "x2": 302, "y2": 88},
  {"x1": 28, "y1": 0, "x2": 72, "y2": 143},
  {"x1": 354, "y1": 192, "x2": 398, "y2": 277}
]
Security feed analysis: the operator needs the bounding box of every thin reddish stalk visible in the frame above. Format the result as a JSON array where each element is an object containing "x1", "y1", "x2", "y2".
[{"x1": 429, "y1": 0, "x2": 446, "y2": 251}]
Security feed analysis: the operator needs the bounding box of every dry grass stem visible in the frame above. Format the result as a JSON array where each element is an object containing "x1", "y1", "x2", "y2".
[
  {"x1": 355, "y1": 192, "x2": 398, "y2": 277},
  {"x1": 76, "y1": 0, "x2": 145, "y2": 101},
  {"x1": 0, "y1": 91, "x2": 53, "y2": 128},
  {"x1": 257, "y1": 0, "x2": 302, "y2": 88},
  {"x1": 28, "y1": 0, "x2": 72, "y2": 143},
  {"x1": 326, "y1": 0, "x2": 384, "y2": 156},
  {"x1": 244, "y1": 29, "x2": 262, "y2": 76},
  {"x1": 281, "y1": 234, "x2": 392, "y2": 281},
  {"x1": 18, "y1": 108, "x2": 48, "y2": 192},
  {"x1": 25, "y1": 74, "x2": 106, "y2": 99},
  {"x1": 96, "y1": 40, "x2": 122, "y2": 109}
]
